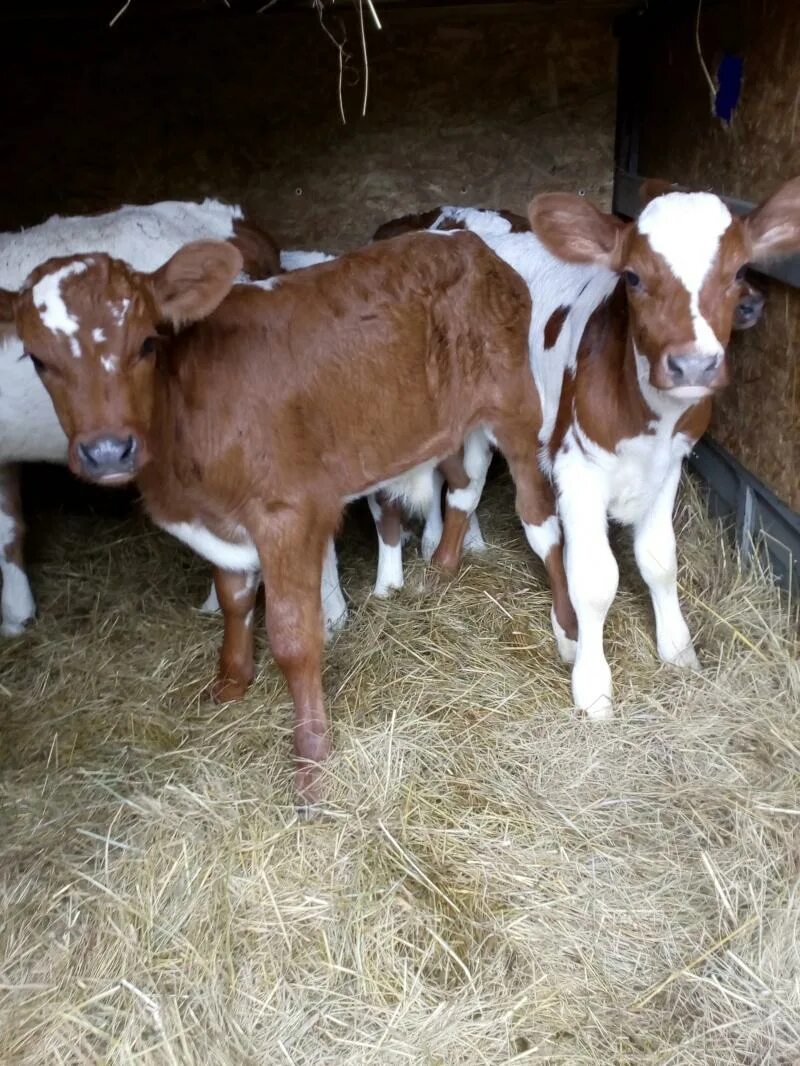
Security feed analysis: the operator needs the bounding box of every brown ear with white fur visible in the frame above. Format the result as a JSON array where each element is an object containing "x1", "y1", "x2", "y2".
[
  {"x1": 150, "y1": 240, "x2": 243, "y2": 329},
  {"x1": 746, "y1": 177, "x2": 800, "y2": 262},
  {"x1": 528, "y1": 193, "x2": 627, "y2": 269}
]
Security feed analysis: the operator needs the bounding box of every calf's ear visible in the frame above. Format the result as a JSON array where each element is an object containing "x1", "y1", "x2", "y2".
[
  {"x1": 149, "y1": 240, "x2": 243, "y2": 329},
  {"x1": 528, "y1": 193, "x2": 627, "y2": 270},
  {"x1": 746, "y1": 177, "x2": 800, "y2": 261}
]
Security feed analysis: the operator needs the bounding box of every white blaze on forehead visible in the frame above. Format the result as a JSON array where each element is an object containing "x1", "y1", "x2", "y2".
[
  {"x1": 31, "y1": 260, "x2": 89, "y2": 353},
  {"x1": 92, "y1": 328, "x2": 106, "y2": 343},
  {"x1": 100, "y1": 355, "x2": 119, "y2": 374},
  {"x1": 111, "y1": 298, "x2": 130, "y2": 325},
  {"x1": 637, "y1": 192, "x2": 732, "y2": 354}
]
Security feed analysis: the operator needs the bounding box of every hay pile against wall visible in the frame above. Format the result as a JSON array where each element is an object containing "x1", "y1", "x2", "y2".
[
  {"x1": 632, "y1": 0, "x2": 800, "y2": 510},
  {"x1": 0, "y1": 5, "x2": 617, "y2": 249}
]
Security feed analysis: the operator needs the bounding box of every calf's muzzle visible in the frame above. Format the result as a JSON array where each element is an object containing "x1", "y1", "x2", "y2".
[{"x1": 76, "y1": 433, "x2": 140, "y2": 482}]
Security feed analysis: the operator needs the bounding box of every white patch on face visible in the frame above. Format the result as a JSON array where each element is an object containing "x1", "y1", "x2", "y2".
[
  {"x1": 32, "y1": 260, "x2": 88, "y2": 340},
  {"x1": 93, "y1": 328, "x2": 106, "y2": 343},
  {"x1": 69, "y1": 337, "x2": 82, "y2": 359},
  {"x1": 111, "y1": 298, "x2": 130, "y2": 325},
  {"x1": 637, "y1": 192, "x2": 731, "y2": 355},
  {"x1": 100, "y1": 355, "x2": 119, "y2": 374}
]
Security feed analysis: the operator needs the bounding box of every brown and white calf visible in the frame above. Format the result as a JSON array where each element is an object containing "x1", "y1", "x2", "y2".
[
  {"x1": 372, "y1": 205, "x2": 765, "y2": 603},
  {"x1": 375, "y1": 184, "x2": 797, "y2": 718},
  {"x1": 0, "y1": 198, "x2": 280, "y2": 635},
  {"x1": 3, "y1": 230, "x2": 572, "y2": 798}
]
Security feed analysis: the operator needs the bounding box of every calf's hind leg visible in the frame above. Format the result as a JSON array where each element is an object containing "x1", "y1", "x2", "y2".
[
  {"x1": 431, "y1": 431, "x2": 492, "y2": 574},
  {"x1": 211, "y1": 567, "x2": 259, "y2": 702},
  {"x1": 489, "y1": 419, "x2": 578, "y2": 665}
]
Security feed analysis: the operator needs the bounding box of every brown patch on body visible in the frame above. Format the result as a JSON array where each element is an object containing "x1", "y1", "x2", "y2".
[{"x1": 543, "y1": 304, "x2": 571, "y2": 349}]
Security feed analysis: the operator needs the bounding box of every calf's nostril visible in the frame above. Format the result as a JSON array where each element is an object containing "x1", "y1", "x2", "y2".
[
  {"x1": 78, "y1": 441, "x2": 99, "y2": 468},
  {"x1": 120, "y1": 435, "x2": 135, "y2": 461},
  {"x1": 666, "y1": 355, "x2": 684, "y2": 379}
]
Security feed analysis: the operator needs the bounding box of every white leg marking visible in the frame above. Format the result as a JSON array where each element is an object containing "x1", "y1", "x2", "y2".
[
  {"x1": 522, "y1": 514, "x2": 560, "y2": 563},
  {"x1": 367, "y1": 494, "x2": 404, "y2": 598},
  {"x1": 557, "y1": 459, "x2": 617, "y2": 718},
  {"x1": 200, "y1": 582, "x2": 220, "y2": 613},
  {"x1": 0, "y1": 469, "x2": 35, "y2": 637},
  {"x1": 321, "y1": 537, "x2": 348, "y2": 639},
  {"x1": 523, "y1": 515, "x2": 576, "y2": 663},
  {"x1": 421, "y1": 470, "x2": 444, "y2": 562},
  {"x1": 463, "y1": 511, "x2": 487, "y2": 553},
  {"x1": 0, "y1": 561, "x2": 36, "y2": 637},
  {"x1": 633, "y1": 461, "x2": 699, "y2": 669},
  {"x1": 551, "y1": 605, "x2": 577, "y2": 665},
  {"x1": 444, "y1": 430, "x2": 492, "y2": 518},
  {"x1": 440, "y1": 430, "x2": 492, "y2": 560}
]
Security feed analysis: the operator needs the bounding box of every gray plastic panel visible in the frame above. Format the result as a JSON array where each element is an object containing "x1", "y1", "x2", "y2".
[{"x1": 688, "y1": 438, "x2": 799, "y2": 594}]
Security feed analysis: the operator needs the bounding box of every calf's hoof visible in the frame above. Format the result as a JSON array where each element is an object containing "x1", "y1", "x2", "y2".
[
  {"x1": 1, "y1": 616, "x2": 35, "y2": 637},
  {"x1": 323, "y1": 605, "x2": 349, "y2": 642},
  {"x1": 663, "y1": 644, "x2": 701, "y2": 671},
  {"x1": 372, "y1": 581, "x2": 403, "y2": 600},
  {"x1": 583, "y1": 696, "x2": 614, "y2": 721},
  {"x1": 210, "y1": 673, "x2": 252, "y2": 703},
  {"x1": 430, "y1": 546, "x2": 460, "y2": 577}
]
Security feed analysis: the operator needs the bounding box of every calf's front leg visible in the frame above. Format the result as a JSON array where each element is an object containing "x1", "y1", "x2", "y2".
[
  {"x1": 253, "y1": 508, "x2": 332, "y2": 802},
  {"x1": 556, "y1": 460, "x2": 617, "y2": 719},
  {"x1": 633, "y1": 460, "x2": 699, "y2": 669}
]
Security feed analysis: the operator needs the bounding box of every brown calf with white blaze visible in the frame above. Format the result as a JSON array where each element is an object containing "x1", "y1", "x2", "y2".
[
  {"x1": 373, "y1": 181, "x2": 799, "y2": 718},
  {"x1": 5, "y1": 230, "x2": 574, "y2": 799}
]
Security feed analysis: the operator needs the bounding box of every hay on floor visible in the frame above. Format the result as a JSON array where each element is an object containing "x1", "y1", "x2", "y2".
[{"x1": 1, "y1": 473, "x2": 798, "y2": 1064}]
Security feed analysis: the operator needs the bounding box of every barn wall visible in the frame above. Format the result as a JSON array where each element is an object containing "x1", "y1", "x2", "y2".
[
  {"x1": 0, "y1": 5, "x2": 617, "y2": 253},
  {"x1": 626, "y1": 0, "x2": 800, "y2": 510}
]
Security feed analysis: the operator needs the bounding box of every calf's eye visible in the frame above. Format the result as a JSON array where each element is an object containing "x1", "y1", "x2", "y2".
[
  {"x1": 139, "y1": 337, "x2": 157, "y2": 360},
  {"x1": 26, "y1": 351, "x2": 45, "y2": 373},
  {"x1": 623, "y1": 269, "x2": 641, "y2": 289},
  {"x1": 735, "y1": 265, "x2": 748, "y2": 281}
]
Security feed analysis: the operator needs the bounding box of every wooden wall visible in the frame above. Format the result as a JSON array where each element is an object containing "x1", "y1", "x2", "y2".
[{"x1": 626, "y1": 0, "x2": 799, "y2": 510}]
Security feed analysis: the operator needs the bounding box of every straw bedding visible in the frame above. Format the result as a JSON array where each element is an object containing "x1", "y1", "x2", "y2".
[{"x1": 1, "y1": 468, "x2": 798, "y2": 1064}]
